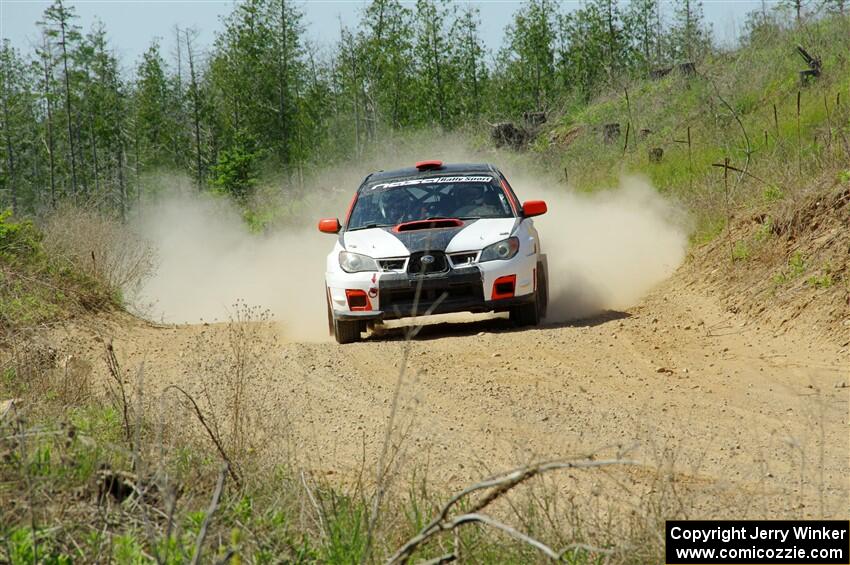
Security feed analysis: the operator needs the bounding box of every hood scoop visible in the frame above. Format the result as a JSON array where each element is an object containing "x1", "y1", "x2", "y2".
[{"x1": 394, "y1": 218, "x2": 463, "y2": 232}]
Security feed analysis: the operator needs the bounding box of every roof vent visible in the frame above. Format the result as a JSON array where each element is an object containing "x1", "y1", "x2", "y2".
[{"x1": 415, "y1": 160, "x2": 443, "y2": 171}]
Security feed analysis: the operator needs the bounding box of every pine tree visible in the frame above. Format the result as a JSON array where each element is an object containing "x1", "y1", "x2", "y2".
[
  {"x1": 625, "y1": 0, "x2": 664, "y2": 72},
  {"x1": 40, "y1": 0, "x2": 82, "y2": 199},
  {"x1": 133, "y1": 40, "x2": 177, "y2": 171},
  {"x1": 35, "y1": 32, "x2": 58, "y2": 208},
  {"x1": 413, "y1": 0, "x2": 450, "y2": 128},
  {"x1": 449, "y1": 6, "x2": 487, "y2": 120},
  {"x1": 500, "y1": 0, "x2": 558, "y2": 113},
  {"x1": 670, "y1": 0, "x2": 712, "y2": 62}
]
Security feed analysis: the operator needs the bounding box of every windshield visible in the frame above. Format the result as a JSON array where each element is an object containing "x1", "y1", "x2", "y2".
[{"x1": 347, "y1": 176, "x2": 514, "y2": 230}]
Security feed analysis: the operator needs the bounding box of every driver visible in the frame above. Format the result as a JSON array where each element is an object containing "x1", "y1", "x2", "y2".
[
  {"x1": 452, "y1": 183, "x2": 503, "y2": 217},
  {"x1": 382, "y1": 189, "x2": 413, "y2": 223}
]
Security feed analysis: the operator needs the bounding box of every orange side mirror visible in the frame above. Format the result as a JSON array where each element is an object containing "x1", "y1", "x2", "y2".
[
  {"x1": 318, "y1": 218, "x2": 341, "y2": 234},
  {"x1": 522, "y1": 200, "x2": 547, "y2": 218}
]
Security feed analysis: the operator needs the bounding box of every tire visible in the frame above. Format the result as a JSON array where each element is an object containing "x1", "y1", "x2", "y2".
[
  {"x1": 333, "y1": 318, "x2": 361, "y2": 344},
  {"x1": 510, "y1": 259, "x2": 548, "y2": 327}
]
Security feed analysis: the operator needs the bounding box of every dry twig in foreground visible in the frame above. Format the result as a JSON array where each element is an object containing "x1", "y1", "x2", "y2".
[{"x1": 387, "y1": 457, "x2": 636, "y2": 565}]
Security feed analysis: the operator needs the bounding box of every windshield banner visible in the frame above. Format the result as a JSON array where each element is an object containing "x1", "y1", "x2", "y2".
[{"x1": 370, "y1": 176, "x2": 493, "y2": 191}]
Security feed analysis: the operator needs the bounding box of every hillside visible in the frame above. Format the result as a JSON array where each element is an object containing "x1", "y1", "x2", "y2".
[{"x1": 527, "y1": 15, "x2": 849, "y2": 346}]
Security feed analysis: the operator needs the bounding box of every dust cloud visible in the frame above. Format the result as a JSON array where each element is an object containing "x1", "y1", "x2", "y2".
[
  {"x1": 134, "y1": 190, "x2": 335, "y2": 341},
  {"x1": 134, "y1": 136, "x2": 688, "y2": 338},
  {"x1": 519, "y1": 175, "x2": 690, "y2": 321}
]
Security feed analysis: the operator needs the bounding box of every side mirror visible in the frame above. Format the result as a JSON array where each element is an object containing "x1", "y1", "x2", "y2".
[
  {"x1": 522, "y1": 200, "x2": 547, "y2": 218},
  {"x1": 318, "y1": 218, "x2": 341, "y2": 234}
]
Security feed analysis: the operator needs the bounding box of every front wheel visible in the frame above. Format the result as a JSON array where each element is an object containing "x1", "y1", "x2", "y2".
[
  {"x1": 333, "y1": 318, "x2": 362, "y2": 344},
  {"x1": 510, "y1": 261, "x2": 548, "y2": 327}
]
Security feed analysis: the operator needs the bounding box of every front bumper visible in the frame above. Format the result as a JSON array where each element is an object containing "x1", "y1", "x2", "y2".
[
  {"x1": 327, "y1": 250, "x2": 537, "y2": 322},
  {"x1": 335, "y1": 271, "x2": 536, "y2": 321}
]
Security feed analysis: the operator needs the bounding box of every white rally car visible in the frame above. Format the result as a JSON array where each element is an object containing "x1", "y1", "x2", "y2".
[{"x1": 319, "y1": 161, "x2": 548, "y2": 343}]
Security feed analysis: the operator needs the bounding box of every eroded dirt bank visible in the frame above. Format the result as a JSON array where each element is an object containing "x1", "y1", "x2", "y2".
[{"x1": 47, "y1": 266, "x2": 849, "y2": 519}]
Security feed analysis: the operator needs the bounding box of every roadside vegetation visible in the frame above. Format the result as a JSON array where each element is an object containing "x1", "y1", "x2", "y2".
[{"x1": 1, "y1": 0, "x2": 848, "y2": 562}]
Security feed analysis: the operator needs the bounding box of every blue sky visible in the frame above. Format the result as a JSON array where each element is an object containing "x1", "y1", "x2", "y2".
[{"x1": 1, "y1": 0, "x2": 768, "y2": 70}]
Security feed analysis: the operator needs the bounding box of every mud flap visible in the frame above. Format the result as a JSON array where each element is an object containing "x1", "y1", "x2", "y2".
[{"x1": 538, "y1": 254, "x2": 549, "y2": 320}]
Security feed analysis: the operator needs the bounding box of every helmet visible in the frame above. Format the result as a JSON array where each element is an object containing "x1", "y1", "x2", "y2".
[
  {"x1": 453, "y1": 183, "x2": 485, "y2": 204},
  {"x1": 382, "y1": 190, "x2": 411, "y2": 222}
]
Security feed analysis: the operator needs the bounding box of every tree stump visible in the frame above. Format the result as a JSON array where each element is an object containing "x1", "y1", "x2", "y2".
[
  {"x1": 648, "y1": 147, "x2": 663, "y2": 163},
  {"x1": 678, "y1": 62, "x2": 697, "y2": 76},
  {"x1": 602, "y1": 123, "x2": 620, "y2": 144},
  {"x1": 799, "y1": 69, "x2": 820, "y2": 85},
  {"x1": 491, "y1": 122, "x2": 528, "y2": 150},
  {"x1": 649, "y1": 66, "x2": 672, "y2": 80},
  {"x1": 796, "y1": 44, "x2": 821, "y2": 85}
]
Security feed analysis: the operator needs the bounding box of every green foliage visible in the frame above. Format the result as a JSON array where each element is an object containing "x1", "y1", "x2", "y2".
[
  {"x1": 806, "y1": 272, "x2": 834, "y2": 288},
  {"x1": 4, "y1": 528, "x2": 72, "y2": 565},
  {"x1": 732, "y1": 239, "x2": 751, "y2": 261},
  {"x1": 762, "y1": 184, "x2": 785, "y2": 203},
  {"x1": 0, "y1": 209, "x2": 43, "y2": 261},
  {"x1": 322, "y1": 493, "x2": 367, "y2": 564},
  {"x1": 806, "y1": 263, "x2": 834, "y2": 288},
  {"x1": 773, "y1": 251, "x2": 806, "y2": 284},
  {"x1": 755, "y1": 217, "x2": 775, "y2": 242},
  {"x1": 211, "y1": 133, "x2": 264, "y2": 202}
]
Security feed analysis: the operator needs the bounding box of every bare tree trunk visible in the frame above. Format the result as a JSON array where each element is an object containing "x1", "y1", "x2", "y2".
[
  {"x1": 431, "y1": 27, "x2": 446, "y2": 128},
  {"x1": 2, "y1": 72, "x2": 17, "y2": 214},
  {"x1": 185, "y1": 29, "x2": 203, "y2": 190},
  {"x1": 58, "y1": 17, "x2": 79, "y2": 199},
  {"x1": 117, "y1": 143, "x2": 126, "y2": 220},
  {"x1": 278, "y1": 0, "x2": 289, "y2": 165},
  {"x1": 90, "y1": 118, "x2": 100, "y2": 200},
  {"x1": 40, "y1": 37, "x2": 57, "y2": 209}
]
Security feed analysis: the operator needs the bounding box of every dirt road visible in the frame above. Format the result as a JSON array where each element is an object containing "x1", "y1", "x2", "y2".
[{"x1": 49, "y1": 271, "x2": 849, "y2": 519}]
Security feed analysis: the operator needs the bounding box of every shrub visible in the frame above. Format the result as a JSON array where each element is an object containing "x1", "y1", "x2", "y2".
[
  {"x1": 0, "y1": 208, "x2": 118, "y2": 333},
  {"x1": 42, "y1": 206, "x2": 156, "y2": 301},
  {"x1": 0, "y1": 210, "x2": 43, "y2": 263}
]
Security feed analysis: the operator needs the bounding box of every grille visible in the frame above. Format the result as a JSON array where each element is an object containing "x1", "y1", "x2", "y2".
[
  {"x1": 448, "y1": 252, "x2": 477, "y2": 268},
  {"x1": 379, "y1": 282, "x2": 483, "y2": 316},
  {"x1": 408, "y1": 251, "x2": 448, "y2": 275},
  {"x1": 378, "y1": 258, "x2": 406, "y2": 271}
]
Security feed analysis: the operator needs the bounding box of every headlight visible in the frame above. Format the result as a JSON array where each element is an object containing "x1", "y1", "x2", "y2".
[
  {"x1": 479, "y1": 237, "x2": 519, "y2": 262},
  {"x1": 339, "y1": 251, "x2": 379, "y2": 273}
]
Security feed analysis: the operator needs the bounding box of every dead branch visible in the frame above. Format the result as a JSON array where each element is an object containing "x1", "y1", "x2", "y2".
[
  {"x1": 190, "y1": 464, "x2": 227, "y2": 565},
  {"x1": 702, "y1": 72, "x2": 752, "y2": 192},
  {"x1": 104, "y1": 342, "x2": 132, "y2": 445},
  {"x1": 163, "y1": 385, "x2": 242, "y2": 488},
  {"x1": 387, "y1": 458, "x2": 635, "y2": 564},
  {"x1": 710, "y1": 162, "x2": 772, "y2": 187}
]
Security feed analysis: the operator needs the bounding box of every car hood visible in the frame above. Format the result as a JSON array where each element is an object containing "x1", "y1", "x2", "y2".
[{"x1": 342, "y1": 218, "x2": 517, "y2": 258}]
